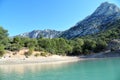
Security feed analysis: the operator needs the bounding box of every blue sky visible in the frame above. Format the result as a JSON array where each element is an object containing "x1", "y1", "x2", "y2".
[{"x1": 0, "y1": 0, "x2": 120, "y2": 36}]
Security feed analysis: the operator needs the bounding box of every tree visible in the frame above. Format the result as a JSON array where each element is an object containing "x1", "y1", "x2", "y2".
[
  {"x1": 26, "y1": 39, "x2": 37, "y2": 48},
  {"x1": 8, "y1": 44, "x2": 21, "y2": 51},
  {"x1": 0, "y1": 45, "x2": 5, "y2": 57},
  {"x1": 13, "y1": 36, "x2": 21, "y2": 44},
  {"x1": 71, "y1": 38, "x2": 84, "y2": 55},
  {"x1": 0, "y1": 26, "x2": 9, "y2": 46},
  {"x1": 83, "y1": 39, "x2": 96, "y2": 54},
  {"x1": 72, "y1": 45, "x2": 82, "y2": 55},
  {"x1": 0, "y1": 27, "x2": 8, "y2": 56},
  {"x1": 94, "y1": 39, "x2": 107, "y2": 52},
  {"x1": 38, "y1": 38, "x2": 51, "y2": 51},
  {"x1": 74, "y1": 38, "x2": 84, "y2": 46},
  {"x1": 11, "y1": 37, "x2": 22, "y2": 51}
]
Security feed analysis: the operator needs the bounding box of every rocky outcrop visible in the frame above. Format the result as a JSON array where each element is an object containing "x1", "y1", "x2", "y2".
[
  {"x1": 18, "y1": 29, "x2": 62, "y2": 38},
  {"x1": 18, "y1": 2, "x2": 120, "y2": 39},
  {"x1": 108, "y1": 39, "x2": 120, "y2": 50},
  {"x1": 61, "y1": 2, "x2": 120, "y2": 39}
]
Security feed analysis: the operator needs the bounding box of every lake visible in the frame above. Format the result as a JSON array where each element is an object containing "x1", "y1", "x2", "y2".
[{"x1": 0, "y1": 58, "x2": 120, "y2": 80}]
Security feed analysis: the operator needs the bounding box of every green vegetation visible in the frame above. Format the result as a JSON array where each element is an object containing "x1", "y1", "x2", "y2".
[
  {"x1": 6, "y1": 36, "x2": 107, "y2": 56},
  {"x1": 0, "y1": 45, "x2": 5, "y2": 57},
  {"x1": 0, "y1": 27, "x2": 8, "y2": 57},
  {"x1": 0, "y1": 19, "x2": 120, "y2": 57},
  {"x1": 41, "y1": 52, "x2": 47, "y2": 57},
  {"x1": 34, "y1": 53, "x2": 40, "y2": 57}
]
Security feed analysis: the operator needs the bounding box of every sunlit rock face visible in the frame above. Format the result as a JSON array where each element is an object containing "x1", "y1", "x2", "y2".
[
  {"x1": 108, "y1": 39, "x2": 120, "y2": 50},
  {"x1": 18, "y1": 2, "x2": 120, "y2": 39},
  {"x1": 61, "y1": 2, "x2": 120, "y2": 39},
  {"x1": 18, "y1": 29, "x2": 62, "y2": 38}
]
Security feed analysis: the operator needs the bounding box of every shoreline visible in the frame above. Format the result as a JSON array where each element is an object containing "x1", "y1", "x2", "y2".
[
  {"x1": 0, "y1": 50, "x2": 120, "y2": 65},
  {"x1": 0, "y1": 56, "x2": 119, "y2": 65},
  {"x1": 1, "y1": 57, "x2": 119, "y2": 65},
  {"x1": 0, "y1": 56, "x2": 86, "y2": 65}
]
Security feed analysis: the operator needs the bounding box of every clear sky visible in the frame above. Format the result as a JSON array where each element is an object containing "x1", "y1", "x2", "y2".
[{"x1": 0, "y1": 0, "x2": 120, "y2": 36}]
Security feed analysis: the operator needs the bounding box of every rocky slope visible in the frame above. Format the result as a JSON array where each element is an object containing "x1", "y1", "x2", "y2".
[
  {"x1": 60, "y1": 2, "x2": 120, "y2": 39},
  {"x1": 18, "y1": 2, "x2": 120, "y2": 39},
  {"x1": 18, "y1": 29, "x2": 62, "y2": 38}
]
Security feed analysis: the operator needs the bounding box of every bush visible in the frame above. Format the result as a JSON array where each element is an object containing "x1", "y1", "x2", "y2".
[
  {"x1": 84, "y1": 49, "x2": 91, "y2": 55},
  {"x1": 34, "y1": 53, "x2": 40, "y2": 57},
  {"x1": 94, "y1": 40, "x2": 107, "y2": 52},
  {"x1": 24, "y1": 50, "x2": 32, "y2": 58},
  {"x1": 8, "y1": 44, "x2": 21, "y2": 51},
  {"x1": 0, "y1": 46, "x2": 5, "y2": 57},
  {"x1": 41, "y1": 52, "x2": 47, "y2": 57}
]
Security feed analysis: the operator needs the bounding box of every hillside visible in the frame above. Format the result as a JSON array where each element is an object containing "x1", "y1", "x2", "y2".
[
  {"x1": 60, "y1": 2, "x2": 120, "y2": 39},
  {"x1": 83, "y1": 19, "x2": 120, "y2": 41},
  {"x1": 18, "y1": 29, "x2": 62, "y2": 38},
  {"x1": 1, "y1": 2, "x2": 120, "y2": 58},
  {"x1": 17, "y1": 2, "x2": 120, "y2": 39}
]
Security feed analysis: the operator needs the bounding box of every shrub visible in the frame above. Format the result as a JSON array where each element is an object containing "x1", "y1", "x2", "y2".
[
  {"x1": 41, "y1": 52, "x2": 47, "y2": 57},
  {"x1": 24, "y1": 51, "x2": 32, "y2": 58},
  {"x1": 0, "y1": 46, "x2": 5, "y2": 57},
  {"x1": 34, "y1": 53, "x2": 40, "y2": 57}
]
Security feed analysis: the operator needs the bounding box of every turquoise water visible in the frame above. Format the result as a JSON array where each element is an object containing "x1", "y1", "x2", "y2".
[{"x1": 0, "y1": 58, "x2": 120, "y2": 80}]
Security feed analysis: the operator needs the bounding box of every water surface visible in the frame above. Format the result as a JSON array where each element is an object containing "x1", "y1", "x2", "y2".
[{"x1": 0, "y1": 58, "x2": 120, "y2": 80}]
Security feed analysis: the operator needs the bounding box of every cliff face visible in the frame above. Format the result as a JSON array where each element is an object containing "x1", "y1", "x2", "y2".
[
  {"x1": 18, "y1": 2, "x2": 120, "y2": 39},
  {"x1": 108, "y1": 39, "x2": 120, "y2": 50},
  {"x1": 18, "y1": 29, "x2": 62, "y2": 38},
  {"x1": 60, "y1": 2, "x2": 120, "y2": 39}
]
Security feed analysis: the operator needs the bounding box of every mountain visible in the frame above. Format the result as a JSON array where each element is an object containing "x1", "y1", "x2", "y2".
[
  {"x1": 60, "y1": 2, "x2": 120, "y2": 39},
  {"x1": 18, "y1": 2, "x2": 120, "y2": 39},
  {"x1": 18, "y1": 29, "x2": 62, "y2": 38}
]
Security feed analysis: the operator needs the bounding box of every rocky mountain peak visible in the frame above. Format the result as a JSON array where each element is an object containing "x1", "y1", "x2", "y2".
[
  {"x1": 93, "y1": 2, "x2": 120, "y2": 16},
  {"x1": 17, "y1": 2, "x2": 120, "y2": 39},
  {"x1": 60, "y1": 2, "x2": 120, "y2": 39},
  {"x1": 18, "y1": 29, "x2": 62, "y2": 39}
]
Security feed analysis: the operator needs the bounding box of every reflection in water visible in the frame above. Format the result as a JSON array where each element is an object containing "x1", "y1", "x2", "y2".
[
  {"x1": 0, "y1": 58, "x2": 120, "y2": 80},
  {"x1": 0, "y1": 62, "x2": 73, "y2": 75}
]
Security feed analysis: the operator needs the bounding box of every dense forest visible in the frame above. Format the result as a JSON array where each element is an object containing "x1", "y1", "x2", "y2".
[{"x1": 0, "y1": 20, "x2": 120, "y2": 57}]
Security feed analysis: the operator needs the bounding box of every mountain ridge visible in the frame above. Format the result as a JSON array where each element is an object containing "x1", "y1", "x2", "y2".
[
  {"x1": 60, "y1": 2, "x2": 120, "y2": 39},
  {"x1": 17, "y1": 2, "x2": 120, "y2": 39},
  {"x1": 18, "y1": 29, "x2": 62, "y2": 38}
]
